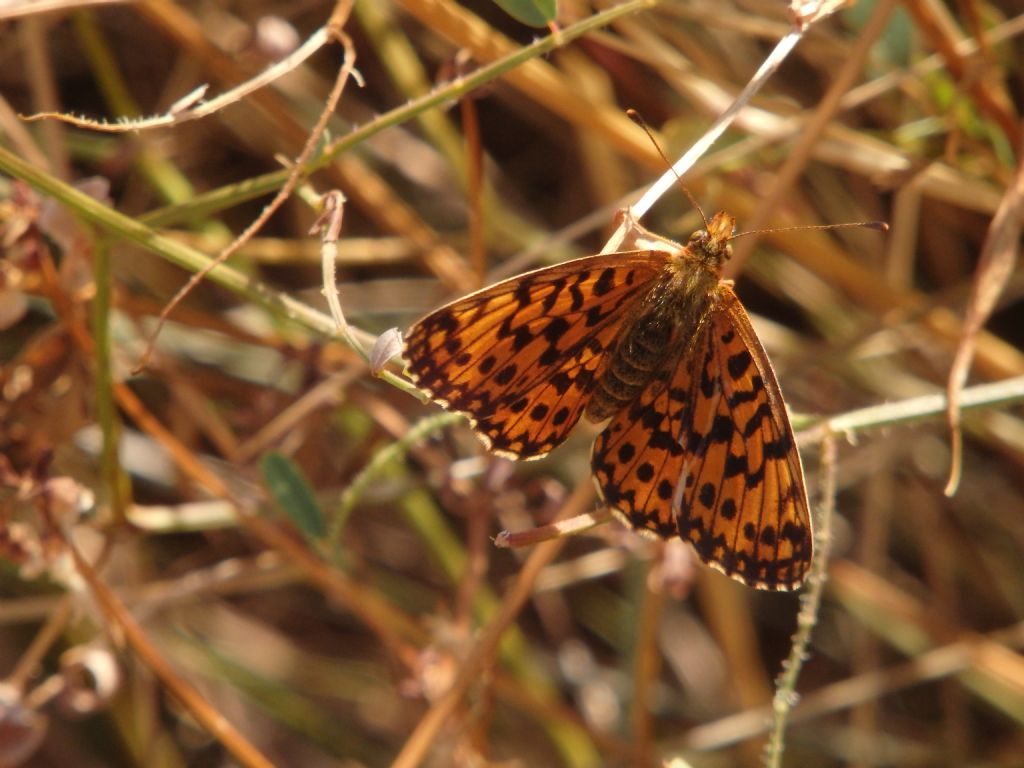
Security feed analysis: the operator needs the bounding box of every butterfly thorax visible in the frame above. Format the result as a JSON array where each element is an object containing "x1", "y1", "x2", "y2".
[{"x1": 586, "y1": 212, "x2": 734, "y2": 422}]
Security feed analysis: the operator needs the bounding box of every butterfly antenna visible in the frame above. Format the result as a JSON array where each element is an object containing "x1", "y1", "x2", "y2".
[
  {"x1": 730, "y1": 220, "x2": 890, "y2": 240},
  {"x1": 626, "y1": 109, "x2": 710, "y2": 231}
]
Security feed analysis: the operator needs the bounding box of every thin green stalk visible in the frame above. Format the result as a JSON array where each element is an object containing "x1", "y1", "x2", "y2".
[
  {"x1": 330, "y1": 411, "x2": 464, "y2": 547},
  {"x1": 764, "y1": 437, "x2": 837, "y2": 767},
  {"x1": 804, "y1": 375, "x2": 1024, "y2": 438},
  {"x1": 91, "y1": 237, "x2": 130, "y2": 521}
]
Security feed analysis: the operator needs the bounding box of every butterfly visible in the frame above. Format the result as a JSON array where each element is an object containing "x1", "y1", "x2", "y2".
[{"x1": 403, "y1": 210, "x2": 812, "y2": 590}]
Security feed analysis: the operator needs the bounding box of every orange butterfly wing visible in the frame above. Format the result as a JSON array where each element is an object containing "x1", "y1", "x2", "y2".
[
  {"x1": 591, "y1": 286, "x2": 812, "y2": 590},
  {"x1": 404, "y1": 252, "x2": 668, "y2": 459}
]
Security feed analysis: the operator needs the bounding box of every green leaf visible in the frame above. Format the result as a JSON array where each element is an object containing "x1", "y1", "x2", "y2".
[
  {"x1": 261, "y1": 452, "x2": 326, "y2": 540},
  {"x1": 491, "y1": 0, "x2": 556, "y2": 27}
]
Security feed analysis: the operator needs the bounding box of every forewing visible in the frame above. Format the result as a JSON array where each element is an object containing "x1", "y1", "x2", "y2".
[
  {"x1": 591, "y1": 287, "x2": 812, "y2": 589},
  {"x1": 404, "y1": 252, "x2": 667, "y2": 459}
]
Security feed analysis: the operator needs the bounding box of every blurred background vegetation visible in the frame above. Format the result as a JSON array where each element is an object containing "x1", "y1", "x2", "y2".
[{"x1": 1, "y1": 1, "x2": 1023, "y2": 766}]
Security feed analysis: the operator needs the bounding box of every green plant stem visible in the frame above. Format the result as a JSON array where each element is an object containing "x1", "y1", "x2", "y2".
[
  {"x1": 91, "y1": 237, "x2": 130, "y2": 520},
  {"x1": 763, "y1": 436, "x2": 837, "y2": 767},
  {"x1": 804, "y1": 375, "x2": 1024, "y2": 438},
  {"x1": 330, "y1": 411, "x2": 464, "y2": 547}
]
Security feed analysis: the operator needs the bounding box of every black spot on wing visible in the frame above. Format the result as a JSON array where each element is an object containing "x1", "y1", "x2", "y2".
[
  {"x1": 495, "y1": 364, "x2": 518, "y2": 386},
  {"x1": 593, "y1": 268, "x2": 616, "y2": 296},
  {"x1": 727, "y1": 350, "x2": 753, "y2": 380}
]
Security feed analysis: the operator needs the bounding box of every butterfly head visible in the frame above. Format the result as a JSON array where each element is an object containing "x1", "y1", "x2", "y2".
[{"x1": 687, "y1": 211, "x2": 735, "y2": 270}]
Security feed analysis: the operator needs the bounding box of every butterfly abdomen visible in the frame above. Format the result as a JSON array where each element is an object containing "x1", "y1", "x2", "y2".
[{"x1": 587, "y1": 262, "x2": 718, "y2": 422}]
